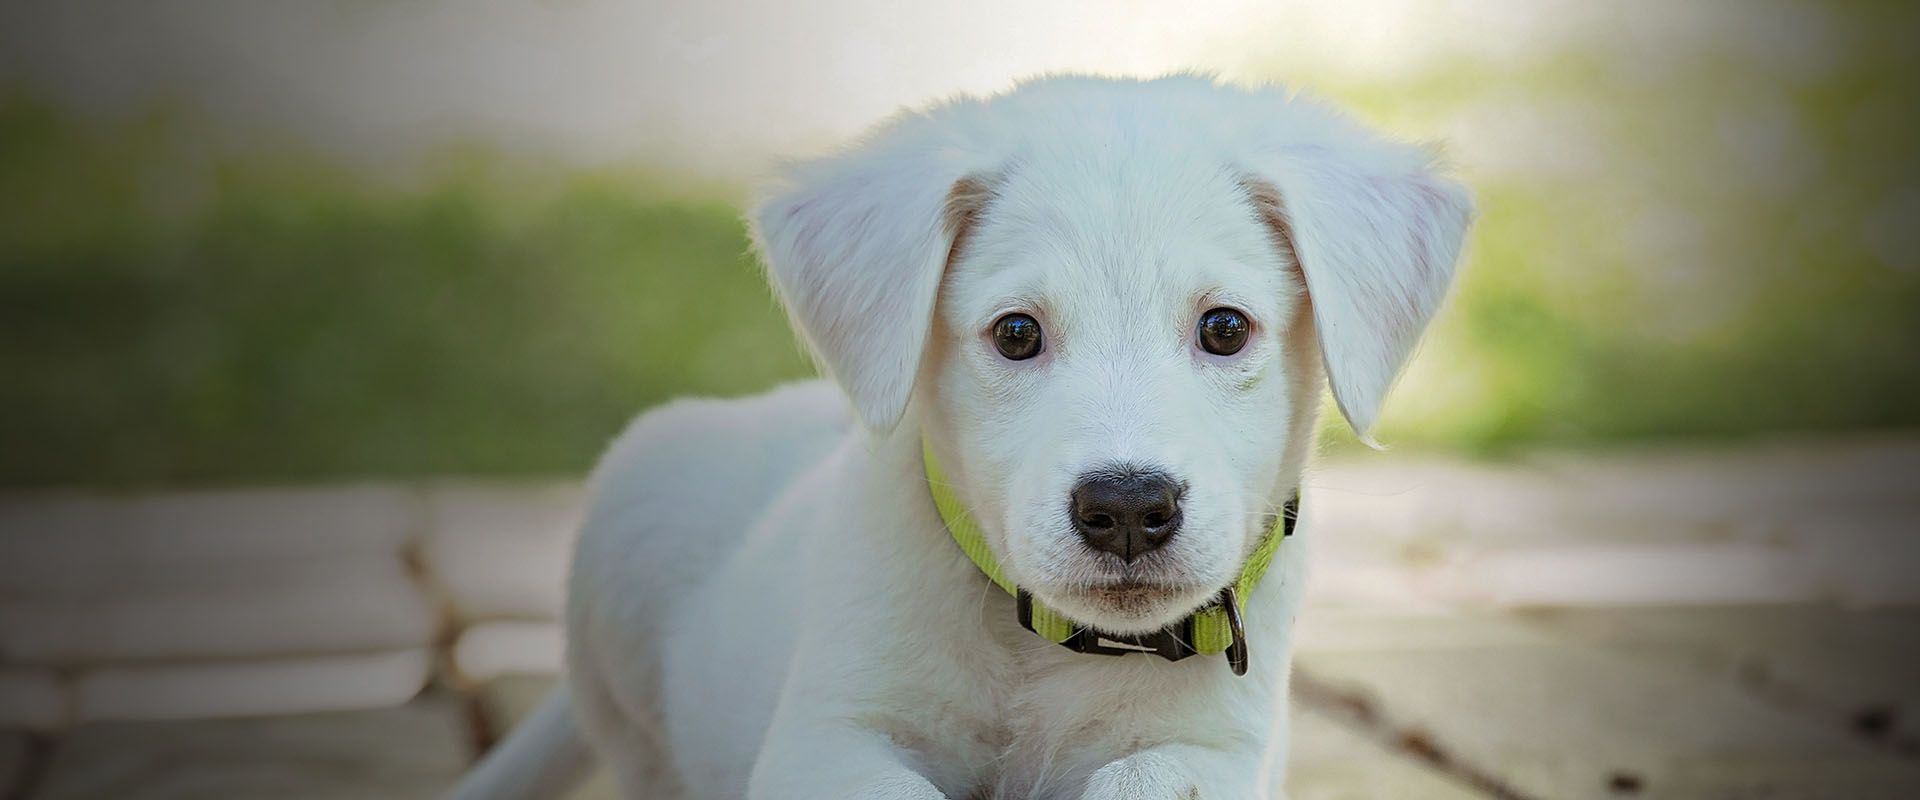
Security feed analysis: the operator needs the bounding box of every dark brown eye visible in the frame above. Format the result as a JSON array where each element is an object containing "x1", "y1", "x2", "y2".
[
  {"x1": 991, "y1": 313, "x2": 1043, "y2": 360},
  {"x1": 1197, "y1": 308, "x2": 1250, "y2": 356}
]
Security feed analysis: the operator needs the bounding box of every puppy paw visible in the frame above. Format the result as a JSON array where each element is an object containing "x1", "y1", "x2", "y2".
[{"x1": 1082, "y1": 752, "x2": 1198, "y2": 800}]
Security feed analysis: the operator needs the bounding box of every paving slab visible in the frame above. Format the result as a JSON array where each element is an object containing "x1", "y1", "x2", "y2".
[
  {"x1": 1519, "y1": 434, "x2": 1920, "y2": 516},
  {"x1": 1310, "y1": 436, "x2": 1920, "y2": 533},
  {"x1": 449, "y1": 621, "x2": 564, "y2": 686},
  {"x1": 32, "y1": 692, "x2": 468, "y2": 800},
  {"x1": 0, "y1": 486, "x2": 423, "y2": 599},
  {"x1": 1305, "y1": 439, "x2": 1920, "y2": 608},
  {"x1": 475, "y1": 675, "x2": 617, "y2": 800},
  {"x1": 0, "y1": 670, "x2": 65, "y2": 729},
  {"x1": 1518, "y1": 606, "x2": 1920, "y2": 747},
  {"x1": 1421, "y1": 507, "x2": 1920, "y2": 608},
  {"x1": 1287, "y1": 705, "x2": 1489, "y2": 799},
  {"x1": 1, "y1": 553, "x2": 435, "y2": 666},
  {"x1": 423, "y1": 484, "x2": 583, "y2": 623},
  {"x1": 1295, "y1": 611, "x2": 1920, "y2": 799},
  {"x1": 1309, "y1": 434, "x2": 1920, "y2": 555},
  {"x1": 74, "y1": 648, "x2": 433, "y2": 723},
  {"x1": 1423, "y1": 540, "x2": 1835, "y2": 608},
  {"x1": 473, "y1": 674, "x2": 1487, "y2": 799}
]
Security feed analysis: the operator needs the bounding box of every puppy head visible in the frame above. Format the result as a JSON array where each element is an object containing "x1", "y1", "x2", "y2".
[{"x1": 753, "y1": 76, "x2": 1471, "y2": 633}]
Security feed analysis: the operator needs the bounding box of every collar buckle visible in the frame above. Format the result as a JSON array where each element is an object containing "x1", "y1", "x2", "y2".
[
  {"x1": 1020, "y1": 588, "x2": 1234, "y2": 666},
  {"x1": 1019, "y1": 589, "x2": 1199, "y2": 662}
]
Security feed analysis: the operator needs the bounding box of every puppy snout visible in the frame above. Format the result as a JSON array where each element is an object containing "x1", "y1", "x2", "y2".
[{"x1": 1069, "y1": 468, "x2": 1184, "y2": 562}]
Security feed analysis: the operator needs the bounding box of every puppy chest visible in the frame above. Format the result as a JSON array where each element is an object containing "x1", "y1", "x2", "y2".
[{"x1": 892, "y1": 665, "x2": 1170, "y2": 799}]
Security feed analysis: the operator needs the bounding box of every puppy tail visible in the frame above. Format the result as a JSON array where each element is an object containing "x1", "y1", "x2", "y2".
[{"x1": 448, "y1": 684, "x2": 595, "y2": 800}]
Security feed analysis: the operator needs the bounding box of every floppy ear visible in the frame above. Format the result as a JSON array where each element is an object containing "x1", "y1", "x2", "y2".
[
  {"x1": 1245, "y1": 143, "x2": 1473, "y2": 439},
  {"x1": 749, "y1": 118, "x2": 987, "y2": 432}
]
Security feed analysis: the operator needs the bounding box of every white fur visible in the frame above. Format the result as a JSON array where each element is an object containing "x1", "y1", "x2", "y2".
[{"x1": 451, "y1": 74, "x2": 1470, "y2": 800}]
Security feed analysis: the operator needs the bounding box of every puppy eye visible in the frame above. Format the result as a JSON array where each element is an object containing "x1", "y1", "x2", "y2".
[
  {"x1": 990, "y1": 313, "x2": 1044, "y2": 361},
  {"x1": 1197, "y1": 308, "x2": 1250, "y2": 356}
]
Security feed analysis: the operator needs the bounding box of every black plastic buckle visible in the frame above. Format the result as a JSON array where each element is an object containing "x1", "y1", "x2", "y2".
[
  {"x1": 1019, "y1": 589, "x2": 1199, "y2": 662},
  {"x1": 1067, "y1": 619, "x2": 1198, "y2": 662}
]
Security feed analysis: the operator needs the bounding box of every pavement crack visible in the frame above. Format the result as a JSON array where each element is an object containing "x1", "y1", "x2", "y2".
[
  {"x1": 458, "y1": 684, "x2": 501, "y2": 761},
  {"x1": 1294, "y1": 668, "x2": 1541, "y2": 800}
]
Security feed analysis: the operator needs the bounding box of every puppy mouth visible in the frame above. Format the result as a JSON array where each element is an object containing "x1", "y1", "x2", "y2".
[
  {"x1": 1084, "y1": 578, "x2": 1187, "y2": 602},
  {"x1": 1061, "y1": 576, "x2": 1211, "y2": 622},
  {"x1": 1077, "y1": 551, "x2": 1203, "y2": 591},
  {"x1": 1060, "y1": 545, "x2": 1216, "y2": 596},
  {"x1": 1039, "y1": 530, "x2": 1248, "y2": 628}
]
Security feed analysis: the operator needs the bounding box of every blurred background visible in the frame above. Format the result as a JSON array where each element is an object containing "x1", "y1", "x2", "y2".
[{"x1": 1, "y1": 1, "x2": 1917, "y2": 798}]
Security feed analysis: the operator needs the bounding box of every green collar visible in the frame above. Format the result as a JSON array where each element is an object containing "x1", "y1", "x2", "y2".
[{"x1": 922, "y1": 440, "x2": 1296, "y2": 676}]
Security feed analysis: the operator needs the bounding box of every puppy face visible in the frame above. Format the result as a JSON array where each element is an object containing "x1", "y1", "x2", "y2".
[
  {"x1": 924, "y1": 164, "x2": 1314, "y2": 633},
  {"x1": 753, "y1": 76, "x2": 1471, "y2": 635}
]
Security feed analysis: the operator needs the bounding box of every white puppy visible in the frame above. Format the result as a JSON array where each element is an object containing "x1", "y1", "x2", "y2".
[{"x1": 453, "y1": 74, "x2": 1471, "y2": 800}]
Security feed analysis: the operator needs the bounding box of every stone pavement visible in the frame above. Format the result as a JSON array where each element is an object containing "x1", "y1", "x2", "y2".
[{"x1": 2, "y1": 434, "x2": 1916, "y2": 798}]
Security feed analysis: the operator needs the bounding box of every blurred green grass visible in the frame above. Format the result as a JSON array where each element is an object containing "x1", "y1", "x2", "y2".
[
  {"x1": 4, "y1": 27, "x2": 1919, "y2": 487},
  {"x1": 1, "y1": 98, "x2": 811, "y2": 485}
]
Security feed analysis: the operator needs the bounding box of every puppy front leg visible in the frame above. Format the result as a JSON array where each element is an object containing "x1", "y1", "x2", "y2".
[
  {"x1": 749, "y1": 723, "x2": 948, "y2": 800},
  {"x1": 1082, "y1": 743, "x2": 1273, "y2": 800}
]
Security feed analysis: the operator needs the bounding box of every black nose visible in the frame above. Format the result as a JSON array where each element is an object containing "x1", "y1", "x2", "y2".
[{"x1": 1069, "y1": 469, "x2": 1184, "y2": 562}]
